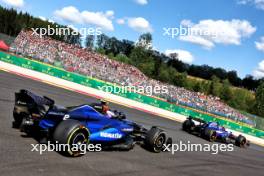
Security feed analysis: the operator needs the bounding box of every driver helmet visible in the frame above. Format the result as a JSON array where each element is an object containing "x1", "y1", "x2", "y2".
[
  {"x1": 100, "y1": 99, "x2": 109, "y2": 105},
  {"x1": 100, "y1": 99, "x2": 109, "y2": 114}
]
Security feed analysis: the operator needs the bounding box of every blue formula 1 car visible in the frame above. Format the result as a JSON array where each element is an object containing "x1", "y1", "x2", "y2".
[
  {"x1": 182, "y1": 116, "x2": 250, "y2": 147},
  {"x1": 12, "y1": 90, "x2": 172, "y2": 156}
]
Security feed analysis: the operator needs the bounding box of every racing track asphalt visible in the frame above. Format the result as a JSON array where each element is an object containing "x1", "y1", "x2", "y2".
[{"x1": 0, "y1": 70, "x2": 264, "y2": 176}]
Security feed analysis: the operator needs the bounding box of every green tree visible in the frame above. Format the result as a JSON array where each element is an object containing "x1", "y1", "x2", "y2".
[
  {"x1": 158, "y1": 64, "x2": 170, "y2": 82},
  {"x1": 255, "y1": 82, "x2": 264, "y2": 117},
  {"x1": 193, "y1": 81, "x2": 203, "y2": 92},
  {"x1": 107, "y1": 53, "x2": 115, "y2": 60},
  {"x1": 209, "y1": 75, "x2": 221, "y2": 97},
  {"x1": 136, "y1": 33, "x2": 153, "y2": 50},
  {"x1": 173, "y1": 72, "x2": 187, "y2": 87},
  {"x1": 115, "y1": 54, "x2": 131, "y2": 64},
  {"x1": 139, "y1": 62, "x2": 155, "y2": 77},
  {"x1": 200, "y1": 80, "x2": 211, "y2": 94},
  {"x1": 228, "y1": 87, "x2": 255, "y2": 113},
  {"x1": 85, "y1": 35, "x2": 94, "y2": 50},
  {"x1": 220, "y1": 79, "x2": 233, "y2": 101},
  {"x1": 96, "y1": 34, "x2": 109, "y2": 49},
  {"x1": 129, "y1": 46, "x2": 152, "y2": 66},
  {"x1": 96, "y1": 48, "x2": 106, "y2": 55}
]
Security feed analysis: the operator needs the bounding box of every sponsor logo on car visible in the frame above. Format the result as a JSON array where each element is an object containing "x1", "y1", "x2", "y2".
[{"x1": 100, "y1": 132, "x2": 122, "y2": 139}]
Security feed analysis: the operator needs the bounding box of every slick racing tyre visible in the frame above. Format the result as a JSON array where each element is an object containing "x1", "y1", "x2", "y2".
[
  {"x1": 144, "y1": 127, "x2": 167, "y2": 153},
  {"x1": 235, "y1": 135, "x2": 247, "y2": 147},
  {"x1": 53, "y1": 119, "x2": 90, "y2": 157},
  {"x1": 13, "y1": 109, "x2": 27, "y2": 128},
  {"x1": 12, "y1": 113, "x2": 23, "y2": 128},
  {"x1": 222, "y1": 136, "x2": 231, "y2": 144},
  {"x1": 182, "y1": 119, "x2": 195, "y2": 133},
  {"x1": 206, "y1": 129, "x2": 217, "y2": 142}
]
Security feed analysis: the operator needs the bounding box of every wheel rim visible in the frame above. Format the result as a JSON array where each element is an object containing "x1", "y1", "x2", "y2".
[
  {"x1": 154, "y1": 134, "x2": 165, "y2": 151},
  {"x1": 72, "y1": 133, "x2": 86, "y2": 146},
  {"x1": 210, "y1": 132, "x2": 217, "y2": 141},
  {"x1": 240, "y1": 139, "x2": 246, "y2": 147},
  {"x1": 68, "y1": 130, "x2": 88, "y2": 156}
]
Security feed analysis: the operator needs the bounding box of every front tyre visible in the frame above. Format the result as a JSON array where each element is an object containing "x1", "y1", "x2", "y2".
[
  {"x1": 53, "y1": 120, "x2": 90, "y2": 157},
  {"x1": 205, "y1": 129, "x2": 217, "y2": 142},
  {"x1": 235, "y1": 135, "x2": 246, "y2": 147},
  {"x1": 144, "y1": 127, "x2": 167, "y2": 153}
]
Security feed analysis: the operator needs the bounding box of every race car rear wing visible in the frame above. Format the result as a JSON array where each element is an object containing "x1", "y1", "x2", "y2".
[{"x1": 15, "y1": 89, "x2": 55, "y2": 107}]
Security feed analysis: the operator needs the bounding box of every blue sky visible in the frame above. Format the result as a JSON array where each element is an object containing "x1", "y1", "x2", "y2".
[{"x1": 1, "y1": 0, "x2": 264, "y2": 79}]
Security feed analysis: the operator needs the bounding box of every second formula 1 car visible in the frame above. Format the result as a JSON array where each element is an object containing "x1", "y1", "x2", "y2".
[
  {"x1": 12, "y1": 89, "x2": 172, "y2": 156},
  {"x1": 182, "y1": 116, "x2": 250, "y2": 147}
]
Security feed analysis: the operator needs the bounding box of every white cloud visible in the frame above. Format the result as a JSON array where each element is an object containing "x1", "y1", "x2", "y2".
[
  {"x1": 116, "y1": 18, "x2": 125, "y2": 25},
  {"x1": 116, "y1": 17, "x2": 153, "y2": 33},
  {"x1": 255, "y1": 37, "x2": 264, "y2": 52},
  {"x1": 127, "y1": 17, "x2": 153, "y2": 33},
  {"x1": 255, "y1": 0, "x2": 264, "y2": 9},
  {"x1": 54, "y1": 6, "x2": 85, "y2": 24},
  {"x1": 237, "y1": 0, "x2": 264, "y2": 10},
  {"x1": 54, "y1": 6, "x2": 114, "y2": 31},
  {"x1": 179, "y1": 35, "x2": 215, "y2": 49},
  {"x1": 180, "y1": 19, "x2": 193, "y2": 27},
  {"x1": 134, "y1": 0, "x2": 148, "y2": 5},
  {"x1": 237, "y1": 0, "x2": 251, "y2": 5},
  {"x1": 179, "y1": 19, "x2": 256, "y2": 49},
  {"x1": 165, "y1": 49, "x2": 194, "y2": 64},
  {"x1": 105, "y1": 10, "x2": 114, "y2": 19},
  {"x1": 38, "y1": 16, "x2": 55, "y2": 23},
  {"x1": 1, "y1": 0, "x2": 24, "y2": 7},
  {"x1": 48, "y1": 19, "x2": 55, "y2": 24},
  {"x1": 38, "y1": 16, "x2": 46, "y2": 21},
  {"x1": 67, "y1": 24, "x2": 78, "y2": 32},
  {"x1": 253, "y1": 60, "x2": 264, "y2": 78}
]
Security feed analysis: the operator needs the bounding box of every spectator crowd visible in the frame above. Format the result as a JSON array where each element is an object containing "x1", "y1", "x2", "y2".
[{"x1": 9, "y1": 29, "x2": 254, "y2": 126}]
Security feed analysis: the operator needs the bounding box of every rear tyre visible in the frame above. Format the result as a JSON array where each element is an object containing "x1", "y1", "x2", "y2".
[
  {"x1": 144, "y1": 127, "x2": 167, "y2": 153},
  {"x1": 12, "y1": 111, "x2": 25, "y2": 128},
  {"x1": 12, "y1": 120, "x2": 22, "y2": 129},
  {"x1": 53, "y1": 120, "x2": 90, "y2": 157}
]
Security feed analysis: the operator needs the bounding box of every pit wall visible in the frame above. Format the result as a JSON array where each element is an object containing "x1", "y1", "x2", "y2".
[{"x1": 0, "y1": 51, "x2": 263, "y2": 146}]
